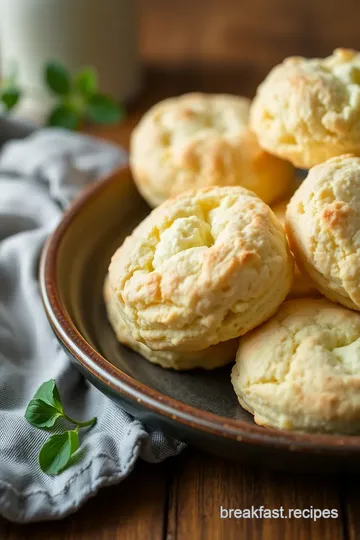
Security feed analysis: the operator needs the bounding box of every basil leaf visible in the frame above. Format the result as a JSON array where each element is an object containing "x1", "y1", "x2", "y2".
[
  {"x1": 45, "y1": 61, "x2": 71, "y2": 96},
  {"x1": 33, "y1": 379, "x2": 63, "y2": 411},
  {"x1": 47, "y1": 104, "x2": 80, "y2": 130},
  {"x1": 39, "y1": 430, "x2": 79, "y2": 475},
  {"x1": 1, "y1": 87, "x2": 21, "y2": 111},
  {"x1": 86, "y1": 94, "x2": 125, "y2": 125},
  {"x1": 25, "y1": 399, "x2": 62, "y2": 428},
  {"x1": 75, "y1": 67, "x2": 98, "y2": 98}
]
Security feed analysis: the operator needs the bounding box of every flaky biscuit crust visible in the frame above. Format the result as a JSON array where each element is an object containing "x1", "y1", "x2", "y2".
[
  {"x1": 104, "y1": 278, "x2": 237, "y2": 370},
  {"x1": 130, "y1": 93, "x2": 293, "y2": 207},
  {"x1": 272, "y1": 193, "x2": 320, "y2": 299},
  {"x1": 232, "y1": 299, "x2": 360, "y2": 434},
  {"x1": 286, "y1": 155, "x2": 360, "y2": 310},
  {"x1": 108, "y1": 186, "x2": 293, "y2": 352},
  {"x1": 250, "y1": 49, "x2": 360, "y2": 169}
]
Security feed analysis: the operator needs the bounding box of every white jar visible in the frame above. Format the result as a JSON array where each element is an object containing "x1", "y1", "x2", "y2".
[{"x1": 0, "y1": 0, "x2": 141, "y2": 121}]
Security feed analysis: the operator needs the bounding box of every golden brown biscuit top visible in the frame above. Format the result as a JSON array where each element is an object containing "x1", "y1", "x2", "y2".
[
  {"x1": 237, "y1": 298, "x2": 360, "y2": 383},
  {"x1": 130, "y1": 93, "x2": 251, "y2": 198},
  {"x1": 136, "y1": 93, "x2": 250, "y2": 144},
  {"x1": 130, "y1": 92, "x2": 294, "y2": 207},
  {"x1": 250, "y1": 49, "x2": 360, "y2": 168},
  {"x1": 286, "y1": 155, "x2": 360, "y2": 306},
  {"x1": 109, "y1": 186, "x2": 292, "y2": 351},
  {"x1": 233, "y1": 298, "x2": 360, "y2": 432},
  {"x1": 262, "y1": 48, "x2": 360, "y2": 127}
]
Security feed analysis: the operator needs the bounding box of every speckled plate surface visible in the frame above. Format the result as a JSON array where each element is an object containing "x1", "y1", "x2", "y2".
[{"x1": 40, "y1": 167, "x2": 360, "y2": 472}]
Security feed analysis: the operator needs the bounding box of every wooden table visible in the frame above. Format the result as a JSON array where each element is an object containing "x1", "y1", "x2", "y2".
[
  {"x1": 2, "y1": 64, "x2": 360, "y2": 540},
  {"x1": 1, "y1": 449, "x2": 360, "y2": 539}
]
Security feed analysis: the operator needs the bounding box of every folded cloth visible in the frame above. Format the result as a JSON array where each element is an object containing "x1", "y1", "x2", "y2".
[{"x1": 0, "y1": 123, "x2": 185, "y2": 523}]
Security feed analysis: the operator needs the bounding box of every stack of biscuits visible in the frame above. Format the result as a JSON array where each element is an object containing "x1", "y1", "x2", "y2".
[{"x1": 105, "y1": 48, "x2": 360, "y2": 435}]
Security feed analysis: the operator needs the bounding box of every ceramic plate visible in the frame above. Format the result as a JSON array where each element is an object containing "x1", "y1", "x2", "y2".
[{"x1": 40, "y1": 167, "x2": 360, "y2": 472}]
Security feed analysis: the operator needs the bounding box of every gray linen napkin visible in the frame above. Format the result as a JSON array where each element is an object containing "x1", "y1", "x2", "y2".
[{"x1": 0, "y1": 124, "x2": 185, "y2": 523}]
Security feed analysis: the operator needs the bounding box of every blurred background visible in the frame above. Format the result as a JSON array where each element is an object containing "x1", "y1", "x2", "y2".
[
  {"x1": 0, "y1": 0, "x2": 359, "y2": 141},
  {"x1": 138, "y1": 0, "x2": 360, "y2": 98}
]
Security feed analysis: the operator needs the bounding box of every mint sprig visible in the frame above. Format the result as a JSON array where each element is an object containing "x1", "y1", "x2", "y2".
[
  {"x1": 25, "y1": 379, "x2": 96, "y2": 475},
  {"x1": 0, "y1": 59, "x2": 124, "y2": 128},
  {"x1": 44, "y1": 60, "x2": 125, "y2": 129}
]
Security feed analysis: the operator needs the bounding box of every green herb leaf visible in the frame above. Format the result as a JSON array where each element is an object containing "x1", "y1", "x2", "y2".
[
  {"x1": 0, "y1": 87, "x2": 21, "y2": 111},
  {"x1": 25, "y1": 379, "x2": 97, "y2": 475},
  {"x1": 47, "y1": 104, "x2": 80, "y2": 130},
  {"x1": 86, "y1": 93, "x2": 125, "y2": 125},
  {"x1": 33, "y1": 379, "x2": 63, "y2": 411},
  {"x1": 39, "y1": 430, "x2": 79, "y2": 475},
  {"x1": 45, "y1": 61, "x2": 72, "y2": 96},
  {"x1": 25, "y1": 379, "x2": 64, "y2": 428},
  {"x1": 75, "y1": 67, "x2": 98, "y2": 98},
  {"x1": 25, "y1": 399, "x2": 62, "y2": 428}
]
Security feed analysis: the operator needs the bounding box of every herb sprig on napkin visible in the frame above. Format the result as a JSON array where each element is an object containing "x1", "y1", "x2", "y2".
[{"x1": 25, "y1": 379, "x2": 97, "y2": 475}]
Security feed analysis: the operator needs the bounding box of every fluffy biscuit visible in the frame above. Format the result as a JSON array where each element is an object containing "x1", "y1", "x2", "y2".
[
  {"x1": 286, "y1": 155, "x2": 360, "y2": 310},
  {"x1": 108, "y1": 186, "x2": 293, "y2": 352},
  {"x1": 250, "y1": 48, "x2": 360, "y2": 169},
  {"x1": 231, "y1": 298, "x2": 360, "y2": 434},
  {"x1": 104, "y1": 278, "x2": 237, "y2": 370},
  {"x1": 130, "y1": 93, "x2": 293, "y2": 207},
  {"x1": 272, "y1": 193, "x2": 320, "y2": 299}
]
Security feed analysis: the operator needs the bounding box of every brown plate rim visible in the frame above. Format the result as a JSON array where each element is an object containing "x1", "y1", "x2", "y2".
[{"x1": 39, "y1": 165, "x2": 360, "y2": 455}]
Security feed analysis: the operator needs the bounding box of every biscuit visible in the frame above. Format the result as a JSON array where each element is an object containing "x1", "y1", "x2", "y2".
[
  {"x1": 270, "y1": 175, "x2": 302, "y2": 224},
  {"x1": 231, "y1": 298, "x2": 360, "y2": 434},
  {"x1": 250, "y1": 48, "x2": 360, "y2": 169},
  {"x1": 108, "y1": 186, "x2": 293, "y2": 352},
  {"x1": 130, "y1": 93, "x2": 294, "y2": 207},
  {"x1": 272, "y1": 191, "x2": 320, "y2": 299},
  {"x1": 286, "y1": 155, "x2": 360, "y2": 310},
  {"x1": 104, "y1": 278, "x2": 237, "y2": 370}
]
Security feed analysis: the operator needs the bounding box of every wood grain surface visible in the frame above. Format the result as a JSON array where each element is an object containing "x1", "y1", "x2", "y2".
[
  {"x1": 139, "y1": 0, "x2": 360, "y2": 78},
  {"x1": 166, "y1": 452, "x2": 344, "y2": 540},
  {"x1": 1, "y1": 450, "x2": 356, "y2": 539}
]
